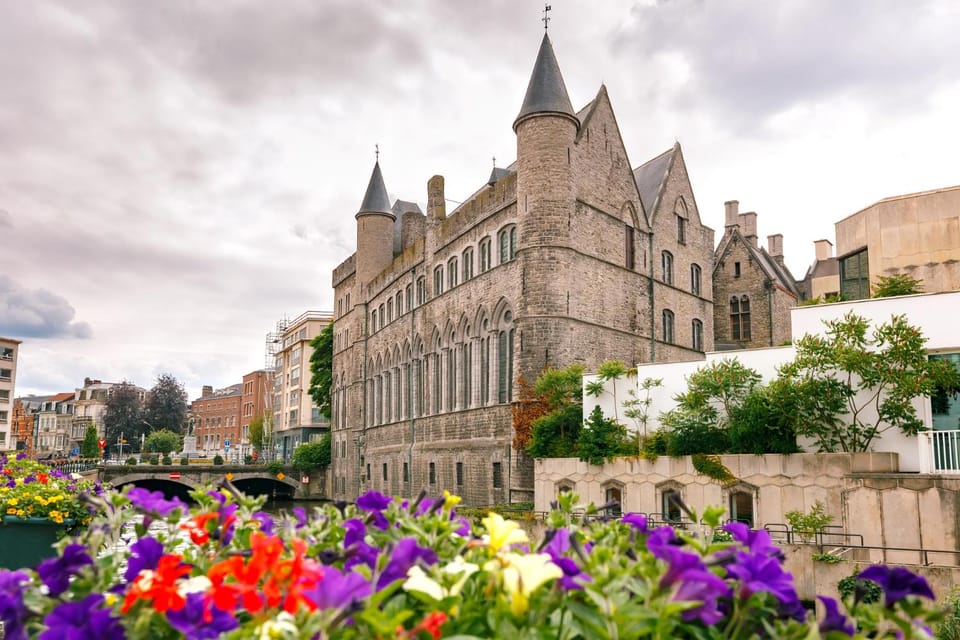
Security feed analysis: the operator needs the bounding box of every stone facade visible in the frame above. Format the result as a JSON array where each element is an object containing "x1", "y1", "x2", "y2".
[
  {"x1": 330, "y1": 34, "x2": 715, "y2": 506},
  {"x1": 713, "y1": 201, "x2": 800, "y2": 349}
]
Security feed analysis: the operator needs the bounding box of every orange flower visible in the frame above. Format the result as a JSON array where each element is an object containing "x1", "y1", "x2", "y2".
[
  {"x1": 181, "y1": 512, "x2": 219, "y2": 545},
  {"x1": 122, "y1": 554, "x2": 192, "y2": 613},
  {"x1": 399, "y1": 611, "x2": 448, "y2": 639},
  {"x1": 37, "y1": 472, "x2": 48, "y2": 484}
]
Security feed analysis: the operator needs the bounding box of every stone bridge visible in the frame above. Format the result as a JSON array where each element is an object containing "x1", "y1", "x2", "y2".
[{"x1": 98, "y1": 465, "x2": 327, "y2": 502}]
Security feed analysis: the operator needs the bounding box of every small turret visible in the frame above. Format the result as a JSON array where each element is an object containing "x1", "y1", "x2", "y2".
[
  {"x1": 513, "y1": 33, "x2": 580, "y2": 132},
  {"x1": 355, "y1": 161, "x2": 396, "y2": 290}
]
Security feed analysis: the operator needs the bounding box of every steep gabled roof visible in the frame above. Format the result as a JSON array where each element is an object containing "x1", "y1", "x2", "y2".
[
  {"x1": 513, "y1": 33, "x2": 579, "y2": 131},
  {"x1": 356, "y1": 162, "x2": 394, "y2": 218},
  {"x1": 633, "y1": 146, "x2": 676, "y2": 216},
  {"x1": 714, "y1": 228, "x2": 802, "y2": 298}
]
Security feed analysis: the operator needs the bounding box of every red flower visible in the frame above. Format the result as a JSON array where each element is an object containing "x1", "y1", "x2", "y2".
[
  {"x1": 180, "y1": 512, "x2": 219, "y2": 545},
  {"x1": 37, "y1": 472, "x2": 48, "y2": 484},
  {"x1": 399, "y1": 611, "x2": 449, "y2": 639},
  {"x1": 122, "y1": 554, "x2": 192, "y2": 613}
]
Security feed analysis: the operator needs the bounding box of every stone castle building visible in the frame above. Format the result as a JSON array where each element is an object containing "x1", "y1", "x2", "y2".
[
  {"x1": 330, "y1": 33, "x2": 715, "y2": 505},
  {"x1": 713, "y1": 200, "x2": 801, "y2": 349}
]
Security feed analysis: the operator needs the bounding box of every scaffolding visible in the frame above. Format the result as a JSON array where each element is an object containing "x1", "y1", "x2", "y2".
[{"x1": 262, "y1": 316, "x2": 288, "y2": 461}]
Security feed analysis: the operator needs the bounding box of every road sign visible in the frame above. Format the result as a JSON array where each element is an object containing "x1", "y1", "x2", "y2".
[
  {"x1": 169, "y1": 472, "x2": 181, "y2": 480},
  {"x1": 98, "y1": 439, "x2": 107, "y2": 449},
  {"x1": 72, "y1": 448, "x2": 79, "y2": 455}
]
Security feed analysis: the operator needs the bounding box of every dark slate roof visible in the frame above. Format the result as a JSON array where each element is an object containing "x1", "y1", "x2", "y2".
[
  {"x1": 356, "y1": 162, "x2": 394, "y2": 217},
  {"x1": 487, "y1": 167, "x2": 510, "y2": 186},
  {"x1": 513, "y1": 33, "x2": 578, "y2": 131},
  {"x1": 633, "y1": 146, "x2": 675, "y2": 215}
]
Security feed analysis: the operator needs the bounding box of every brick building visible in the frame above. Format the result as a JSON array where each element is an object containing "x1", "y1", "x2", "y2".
[
  {"x1": 240, "y1": 369, "x2": 271, "y2": 462},
  {"x1": 192, "y1": 384, "x2": 242, "y2": 458},
  {"x1": 713, "y1": 200, "x2": 801, "y2": 349},
  {"x1": 330, "y1": 33, "x2": 715, "y2": 505}
]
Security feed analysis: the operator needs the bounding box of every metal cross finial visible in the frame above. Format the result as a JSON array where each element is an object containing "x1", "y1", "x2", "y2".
[
  {"x1": 492, "y1": 155, "x2": 496, "y2": 169},
  {"x1": 375, "y1": 143, "x2": 380, "y2": 162},
  {"x1": 542, "y1": 4, "x2": 551, "y2": 30}
]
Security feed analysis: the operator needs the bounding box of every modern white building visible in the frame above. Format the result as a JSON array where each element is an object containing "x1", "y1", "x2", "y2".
[
  {"x1": 0, "y1": 337, "x2": 21, "y2": 451},
  {"x1": 585, "y1": 291, "x2": 960, "y2": 473}
]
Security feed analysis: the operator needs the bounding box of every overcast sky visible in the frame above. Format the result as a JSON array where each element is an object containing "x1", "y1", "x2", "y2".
[{"x1": 3, "y1": 0, "x2": 959, "y2": 401}]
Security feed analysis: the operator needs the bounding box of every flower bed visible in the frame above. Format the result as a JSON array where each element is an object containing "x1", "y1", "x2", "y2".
[
  {"x1": 0, "y1": 484, "x2": 942, "y2": 639},
  {"x1": 0, "y1": 454, "x2": 100, "y2": 526}
]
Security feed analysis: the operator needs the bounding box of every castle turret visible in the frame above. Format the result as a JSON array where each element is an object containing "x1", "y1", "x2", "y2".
[
  {"x1": 514, "y1": 32, "x2": 579, "y2": 371},
  {"x1": 355, "y1": 161, "x2": 396, "y2": 290}
]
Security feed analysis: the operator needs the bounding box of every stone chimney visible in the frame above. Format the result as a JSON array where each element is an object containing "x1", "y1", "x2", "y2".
[
  {"x1": 84, "y1": 377, "x2": 92, "y2": 387},
  {"x1": 767, "y1": 234, "x2": 784, "y2": 266},
  {"x1": 427, "y1": 175, "x2": 446, "y2": 221},
  {"x1": 814, "y1": 239, "x2": 834, "y2": 261},
  {"x1": 739, "y1": 212, "x2": 758, "y2": 246},
  {"x1": 724, "y1": 200, "x2": 739, "y2": 228},
  {"x1": 202, "y1": 385, "x2": 213, "y2": 397}
]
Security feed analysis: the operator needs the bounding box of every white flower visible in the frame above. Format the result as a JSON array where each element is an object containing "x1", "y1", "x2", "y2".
[
  {"x1": 177, "y1": 575, "x2": 212, "y2": 595},
  {"x1": 403, "y1": 556, "x2": 480, "y2": 601},
  {"x1": 487, "y1": 552, "x2": 562, "y2": 616},
  {"x1": 255, "y1": 611, "x2": 298, "y2": 639}
]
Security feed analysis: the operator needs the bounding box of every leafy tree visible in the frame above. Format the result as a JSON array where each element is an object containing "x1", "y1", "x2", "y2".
[
  {"x1": 144, "y1": 429, "x2": 181, "y2": 455},
  {"x1": 624, "y1": 377, "x2": 663, "y2": 445},
  {"x1": 81, "y1": 423, "x2": 99, "y2": 458},
  {"x1": 249, "y1": 414, "x2": 266, "y2": 453},
  {"x1": 143, "y1": 373, "x2": 188, "y2": 433},
  {"x1": 872, "y1": 273, "x2": 923, "y2": 298},
  {"x1": 779, "y1": 312, "x2": 960, "y2": 452},
  {"x1": 512, "y1": 375, "x2": 548, "y2": 451},
  {"x1": 660, "y1": 359, "x2": 761, "y2": 436},
  {"x1": 292, "y1": 434, "x2": 332, "y2": 473},
  {"x1": 577, "y1": 405, "x2": 631, "y2": 466},
  {"x1": 524, "y1": 364, "x2": 586, "y2": 458},
  {"x1": 585, "y1": 360, "x2": 631, "y2": 425},
  {"x1": 308, "y1": 323, "x2": 334, "y2": 420},
  {"x1": 103, "y1": 382, "x2": 144, "y2": 453}
]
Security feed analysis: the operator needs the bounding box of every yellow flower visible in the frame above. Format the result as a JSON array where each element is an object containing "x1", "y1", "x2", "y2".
[
  {"x1": 403, "y1": 556, "x2": 479, "y2": 602},
  {"x1": 481, "y1": 512, "x2": 528, "y2": 551},
  {"x1": 49, "y1": 510, "x2": 64, "y2": 524},
  {"x1": 443, "y1": 490, "x2": 461, "y2": 510},
  {"x1": 5, "y1": 508, "x2": 15, "y2": 515},
  {"x1": 493, "y1": 552, "x2": 562, "y2": 616},
  {"x1": 6, "y1": 498, "x2": 17, "y2": 506}
]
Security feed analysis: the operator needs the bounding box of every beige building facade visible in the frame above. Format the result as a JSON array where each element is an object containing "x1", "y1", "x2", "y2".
[
  {"x1": 834, "y1": 184, "x2": 960, "y2": 299},
  {"x1": 0, "y1": 337, "x2": 21, "y2": 450},
  {"x1": 330, "y1": 33, "x2": 715, "y2": 506}
]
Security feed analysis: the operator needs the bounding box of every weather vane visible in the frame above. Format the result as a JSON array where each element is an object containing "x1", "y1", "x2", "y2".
[
  {"x1": 375, "y1": 143, "x2": 380, "y2": 162},
  {"x1": 542, "y1": 4, "x2": 551, "y2": 30},
  {"x1": 492, "y1": 155, "x2": 496, "y2": 169}
]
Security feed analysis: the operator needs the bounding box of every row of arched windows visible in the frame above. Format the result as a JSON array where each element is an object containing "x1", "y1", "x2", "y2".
[
  {"x1": 331, "y1": 303, "x2": 517, "y2": 429},
  {"x1": 660, "y1": 311, "x2": 705, "y2": 352}
]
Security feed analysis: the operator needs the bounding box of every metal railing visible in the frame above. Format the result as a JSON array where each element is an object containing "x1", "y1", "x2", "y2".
[{"x1": 918, "y1": 429, "x2": 960, "y2": 473}]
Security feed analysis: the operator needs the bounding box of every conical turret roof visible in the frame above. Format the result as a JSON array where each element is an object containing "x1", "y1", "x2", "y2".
[
  {"x1": 356, "y1": 162, "x2": 395, "y2": 218},
  {"x1": 513, "y1": 33, "x2": 579, "y2": 132}
]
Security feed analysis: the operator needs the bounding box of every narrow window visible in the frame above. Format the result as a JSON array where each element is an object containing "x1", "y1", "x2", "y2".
[
  {"x1": 429, "y1": 462, "x2": 436, "y2": 485},
  {"x1": 366, "y1": 463, "x2": 371, "y2": 481},
  {"x1": 456, "y1": 461, "x2": 464, "y2": 486},
  {"x1": 662, "y1": 489, "x2": 682, "y2": 522},
  {"x1": 734, "y1": 261, "x2": 741, "y2": 278},
  {"x1": 661, "y1": 251, "x2": 674, "y2": 285},
  {"x1": 386, "y1": 298, "x2": 393, "y2": 323},
  {"x1": 740, "y1": 296, "x2": 751, "y2": 340},
  {"x1": 604, "y1": 486, "x2": 623, "y2": 517},
  {"x1": 396, "y1": 291, "x2": 403, "y2": 316},
  {"x1": 371, "y1": 310, "x2": 378, "y2": 332},
  {"x1": 462, "y1": 248, "x2": 474, "y2": 281},
  {"x1": 416, "y1": 277, "x2": 425, "y2": 306},
  {"x1": 448, "y1": 257, "x2": 459, "y2": 288},
  {"x1": 692, "y1": 319, "x2": 703, "y2": 352},
  {"x1": 479, "y1": 237, "x2": 492, "y2": 273},
  {"x1": 403, "y1": 461, "x2": 409, "y2": 482},
  {"x1": 625, "y1": 225, "x2": 635, "y2": 270},
  {"x1": 677, "y1": 215, "x2": 686, "y2": 244},
  {"x1": 690, "y1": 263, "x2": 701, "y2": 296},
  {"x1": 406, "y1": 284, "x2": 413, "y2": 311},
  {"x1": 492, "y1": 462, "x2": 503, "y2": 488},
  {"x1": 730, "y1": 297, "x2": 741, "y2": 340},
  {"x1": 433, "y1": 266, "x2": 444, "y2": 296},
  {"x1": 729, "y1": 491, "x2": 754, "y2": 527},
  {"x1": 662, "y1": 309, "x2": 675, "y2": 344},
  {"x1": 382, "y1": 462, "x2": 388, "y2": 482},
  {"x1": 730, "y1": 296, "x2": 751, "y2": 341}
]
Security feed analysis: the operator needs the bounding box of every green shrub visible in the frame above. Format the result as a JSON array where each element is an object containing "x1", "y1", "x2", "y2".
[
  {"x1": 577, "y1": 406, "x2": 630, "y2": 466},
  {"x1": 179, "y1": 457, "x2": 189, "y2": 466},
  {"x1": 785, "y1": 502, "x2": 833, "y2": 543},
  {"x1": 149, "y1": 456, "x2": 159, "y2": 465},
  {"x1": 124, "y1": 457, "x2": 137, "y2": 466},
  {"x1": 691, "y1": 454, "x2": 735, "y2": 483},
  {"x1": 812, "y1": 552, "x2": 842, "y2": 564},
  {"x1": 267, "y1": 461, "x2": 284, "y2": 475},
  {"x1": 244, "y1": 455, "x2": 254, "y2": 465},
  {"x1": 935, "y1": 588, "x2": 960, "y2": 640},
  {"x1": 292, "y1": 435, "x2": 331, "y2": 473},
  {"x1": 666, "y1": 414, "x2": 730, "y2": 456},
  {"x1": 162, "y1": 455, "x2": 173, "y2": 465},
  {"x1": 728, "y1": 384, "x2": 801, "y2": 455},
  {"x1": 213, "y1": 455, "x2": 224, "y2": 465},
  {"x1": 639, "y1": 430, "x2": 669, "y2": 460},
  {"x1": 527, "y1": 405, "x2": 582, "y2": 458},
  {"x1": 838, "y1": 573, "x2": 882, "y2": 605}
]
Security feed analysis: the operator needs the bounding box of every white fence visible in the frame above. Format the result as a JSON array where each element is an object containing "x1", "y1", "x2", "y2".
[{"x1": 918, "y1": 430, "x2": 960, "y2": 473}]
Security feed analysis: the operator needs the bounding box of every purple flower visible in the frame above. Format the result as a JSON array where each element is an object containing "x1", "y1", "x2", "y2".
[
  {"x1": 858, "y1": 565, "x2": 935, "y2": 607},
  {"x1": 37, "y1": 544, "x2": 93, "y2": 597},
  {"x1": 622, "y1": 513, "x2": 649, "y2": 533},
  {"x1": 39, "y1": 594, "x2": 124, "y2": 640},
  {"x1": 723, "y1": 522, "x2": 784, "y2": 561},
  {"x1": 654, "y1": 545, "x2": 707, "y2": 589},
  {"x1": 15, "y1": 453, "x2": 26, "y2": 461},
  {"x1": 304, "y1": 565, "x2": 372, "y2": 609},
  {"x1": 726, "y1": 551, "x2": 800, "y2": 611},
  {"x1": 343, "y1": 519, "x2": 377, "y2": 570},
  {"x1": 166, "y1": 592, "x2": 238, "y2": 639},
  {"x1": 543, "y1": 529, "x2": 590, "y2": 591},
  {"x1": 252, "y1": 511, "x2": 275, "y2": 535},
  {"x1": 357, "y1": 491, "x2": 392, "y2": 530},
  {"x1": 673, "y1": 569, "x2": 730, "y2": 625},
  {"x1": 817, "y1": 596, "x2": 854, "y2": 636},
  {"x1": 292, "y1": 506, "x2": 308, "y2": 528},
  {"x1": 377, "y1": 538, "x2": 438, "y2": 589},
  {"x1": 127, "y1": 487, "x2": 187, "y2": 517},
  {"x1": 0, "y1": 570, "x2": 32, "y2": 640},
  {"x1": 124, "y1": 536, "x2": 165, "y2": 582}
]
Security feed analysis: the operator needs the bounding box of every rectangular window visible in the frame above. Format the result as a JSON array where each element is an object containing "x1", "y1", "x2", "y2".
[
  {"x1": 625, "y1": 226, "x2": 635, "y2": 270},
  {"x1": 0, "y1": 369, "x2": 10, "y2": 382},
  {"x1": 371, "y1": 310, "x2": 378, "y2": 331},
  {"x1": 492, "y1": 462, "x2": 503, "y2": 488},
  {"x1": 677, "y1": 215, "x2": 686, "y2": 244},
  {"x1": 839, "y1": 248, "x2": 870, "y2": 301},
  {"x1": 734, "y1": 262, "x2": 741, "y2": 278},
  {"x1": 290, "y1": 366, "x2": 300, "y2": 384},
  {"x1": 429, "y1": 462, "x2": 436, "y2": 485},
  {"x1": 387, "y1": 298, "x2": 393, "y2": 322},
  {"x1": 456, "y1": 461, "x2": 464, "y2": 486},
  {"x1": 662, "y1": 309, "x2": 675, "y2": 344},
  {"x1": 691, "y1": 264, "x2": 702, "y2": 296},
  {"x1": 403, "y1": 461, "x2": 409, "y2": 482},
  {"x1": 448, "y1": 258, "x2": 459, "y2": 288},
  {"x1": 396, "y1": 291, "x2": 403, "y2": 316},
  {"x1": 0, "y1": 390, "x2": 8, "y2": 402},
  {"x1": 366, "y1": 464, "x2": 371, "y2": 481},
  {"x1": 0, "y1": 411, "x2": 7, "y2": 423},
  {"x1": 382, "y1": 463, "x2": 387, "y2": 482},
  {"x1": 416, "y1": 278, "x2": 425, "y2": 306},
  {"x1": 661, "y1": 251, "x2": 673, "y2": 285},
  {"x1": 463, "y1": 249, "x2": 474, "y2": 281},
  {"x1": 479, "y1": 238, "x2": 492, "y2": 273},
  {"x1": 0, "y1": 348, "x2": 13, "y2": 360},
  {"x1": 692, "y1": 319, "x2": 703, "y2": 352}
]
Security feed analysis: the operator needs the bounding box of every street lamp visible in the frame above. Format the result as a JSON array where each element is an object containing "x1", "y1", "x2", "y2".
[{"x1": 117, "y1": 432, "x2": 125, "y2": 460}]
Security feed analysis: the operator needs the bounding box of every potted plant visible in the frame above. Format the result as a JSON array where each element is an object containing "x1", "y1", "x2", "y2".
[{"x1": 0, "y1": 453, "x2": 100, "y2": 569}]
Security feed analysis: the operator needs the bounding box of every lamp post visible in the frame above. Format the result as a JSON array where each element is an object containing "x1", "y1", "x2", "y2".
[{"x1": 117, "y1": 432, "x2": 124, "y2": 460}]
